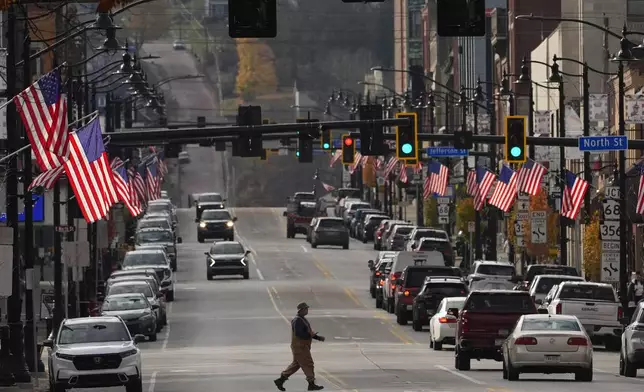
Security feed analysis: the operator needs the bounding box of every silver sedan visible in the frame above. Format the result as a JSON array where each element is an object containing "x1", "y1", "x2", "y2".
[{"x1": 502, "y1": 314, "x2": 593, "y2": 381}]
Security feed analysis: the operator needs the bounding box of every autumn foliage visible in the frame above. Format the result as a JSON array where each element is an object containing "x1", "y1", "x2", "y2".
[
  {"x1": 235, "y1": 39, "x2": 278, "y2": 101},
  {"x1": 456, "y1": 198, "x2": 475, "y2": 234},
  {"x1": 424, "y1": 198, "x2": 438, "y2": 226},
  {"x1": 583, "y1": 212, "x2": 601, "y2": 281}
]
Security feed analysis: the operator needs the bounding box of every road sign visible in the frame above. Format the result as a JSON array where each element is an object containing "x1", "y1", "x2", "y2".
[
  {"x1": 601, "y1": 252, "x2": 620, "y2": 282},
  {"x1": 602, "y1": 200, "x2": 620, "y2": 220},
  {"x1": 516, "y1": 236, "x2": 526, "y2": 247},
  {"x1": 437, "y1": 204, "x2": 449, "y2": 216},
  {"x1": 600, "y1": 221, "x2": 620, "y2": 241},
  {"x1": 514, "y1": 220, "x2": 526, "y2": 236},
  {"x1": 605, "y1": 186, "x2": 620, "y2": 200},
  {"x1": 517, "y1": 194, "x2": 530, "y2": 213},
  {"x1": 468, "y1": 221, "x2": 475, "y2": 233},
  {"x1": 516, "y1": 212, "x2": 529, "y2": 221},
  {"x1": 531, "y1": 211, "x2": 547, "y2": 244},
  {"x1": 578, "y1": 136, "x2": 628, "y2": 152},
  {"x1": 602, "y1": 241, "x2": 620, "y2": 252},
  {"x1": 55, "y1": 226, "x2": 76, "y2": 233},
  {"x1": 426, "y1": 147, "x2": 469, "y2": 157},
  {"x1": 438, "y1": 216, "x2": 449, "y2": 224},
  {"x1": 437, "y1": 197, "x2": 450, "y2": 204}
]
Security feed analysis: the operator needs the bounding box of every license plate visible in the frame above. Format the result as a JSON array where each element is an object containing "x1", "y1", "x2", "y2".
[
  {"x1": 407, "y1": 305, "x2": 413, "y2": 310},
  {"x1": 544, "y1": 355, "x2": 560, "y2": 363},
  {"x1": 495, "y1": 339, "x2": 505, "y2": 346}
]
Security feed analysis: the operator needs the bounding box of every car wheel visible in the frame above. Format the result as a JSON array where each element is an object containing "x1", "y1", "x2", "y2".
[
  {"x1": 454, "y1": 346, "x2": 470, "y2": 371},
  {"x1": 506, "y1": 358, "x2": 519, "y2": 380},
  {"x1": 622, "y1": 353, "x2": 637, "y2": 377},
  {"x1": 343, "y1": 243, "x2": 349, "y2": 250},
  {"x1": 243, "y1": 271, "x2": 249, "y2": 279},
  {"x1": 125, "y1": 378, "x2": 143, "y2": 392},
  {"x1": 370, "y1": 287, "x2": 375, "y2": 298},
  {"x1": 387, "y1": 299, "x2": 394, "y2": 314},
  {"x1": 575, "y1": 368, "x2": 593, "y2": 382},
  {"x1": 156, "y1": 323, "x2": 163, "y2": 333},
  {"x1": 52, "y1": 383, "x2": 67, "y2": 392},
  {"x1": 311, "y1": 242, "x2": 317, "y2": 248},
  {"x1": 502, "y1": 357, "x2": 508, "y2": 379},
  {"x1": 207, "y1": 274, "x2": 213, "y2": 281},
  {"x1": 162, "y1": 314, "x2": 168, "y2": 326},
  {"x1": 197, "y1": 235, "x2": 204, "y2": 243},
  {"x1": 375, "y1": 297, "x2": 382, "y2": 309},
  {"x1": 148, "y1": 332, "x2": 157, "y2": 342},
  {"x1": 286, "y1": 226, "x2": 295, "y2": 238},
  {"x1": 166, "y1": 291, "x2": 175, "y2": 302},
  {"x1": 362, "y1": 237, "x2": 367, "y2": 244},
  {"x1": 433, "y1": 339, "x2": 442, "y2": 351},
  {"x1": 412, "y1": 316, "x2": 422, "y2": 332},
  {"x1": 396, "y1": 307, "x2": 408, "y2": 325}
]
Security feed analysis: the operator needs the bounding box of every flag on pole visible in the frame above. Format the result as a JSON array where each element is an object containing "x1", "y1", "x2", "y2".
[
  {"x1": 349, "y1": 152, "x2": 362, "y2": 174},
  {"x1": 321, "y1": 182, "x2": 335, "y2": 192},
  {"x1": 15, "y1": 69, "x2": 68, "y2": 171},
  {"x1": 399, "y1": 164, "x2": 408, "y2": 183},
  {"x1": 133, "y1": 165, "x2": 147, "y2": 203},
  {"x1": 112, "y1": 162, "x2": 142, "y2": 217},
  {"x1": 329, "y1": 150, "x2": 342, "y2": 167},
  {"x1": 429, "y1": 161, "x2": 448, "y2": 196},
  {"x1": 128, "y1": 166, "x2": 144, "y2": 207},
  {"x1": 636, "y1": 166, "x2": 644, "y2": 215},
  {"x1": 489, "y1": 165, "x2": 518, "y2": 212},
  {"x1": 474, "y1": 167, "x2": 495, "y2": 211},
  {"x1": 27, "y1": 165, "x2": 65, "y2": 191},
  {"x1": 157, "y1": 151, "x2": 168, "y2": 177},
  {"x1": 561, "y1": 170, "x2": 589, "y2": 220},
  {"x1": 517, "y1": 158, "x2": 547, "y2": 196},
  {"x1": 423, "y1": 176, "x2": 432, "y2": 199},
  {"x1": 64, "y1": 118, "x2": 117, "y2": 223},
  {"x1": 466, "y1": 169, "x2": 477, "y2": 196},
  {"x1": 111, "y1": 157, "x2": 126, "y2": 171},
  {"x1": 146, "y1": 159, "x2": 161, "y2": 200},
  {"x1": 384, "y1": 157, "x2": 398, "y2": 180},
  {"x1": 412, "y1": 161, "x2": 423, "y2": 174}
]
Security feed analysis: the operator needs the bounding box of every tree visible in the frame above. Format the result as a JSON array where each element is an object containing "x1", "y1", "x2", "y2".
[
  {"x1": 235, "y1": 38, "x2": 278, "y2": 101},
  {"x1": 583, "y1": 212, "x2": 601, "y2": 281},
  {"x1": 121, "y1": 0, "x2": 173, "y2": 50},
  {"x1": 456, "y1": 198, "x2": 475, "y2": 234},
  {"x1": 524, "y1": 189, "x2": 560, "y2": 260},
  {"x1": 424, "y1": 198, "x2": 438, "y2": 226}
]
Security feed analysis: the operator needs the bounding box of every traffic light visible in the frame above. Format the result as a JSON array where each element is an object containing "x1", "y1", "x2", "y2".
[
  {"x1": 197, "y1": 116, "x2": 213, "y2": 147},
  {"x1": 358, "y1": 104, "x2": 385, "y2": 156},
  {"x1": 395, "y1": 112, "x2": 419, "y2": 161},
  {"x1": 436, "y1": 0, "x2": 485, "y2": 37},
  {"x1": 228, "y1": 0, "x2": 277, "y2": 38},
  {"x1": 505, "y1": 115, "x2": 528, "y2": 163},
  {"x1": 237, "y1": 105, "x2": 263, "y2": 157},
  {"x1": 341, "y1": 135, "x2": 355, "y2": 165},
  {"x1": 296, "y1": 118, "x2": 317, "y2": 163},
  {"x1": 320, "y1": 129, "x2": 331, "y2": 150}
]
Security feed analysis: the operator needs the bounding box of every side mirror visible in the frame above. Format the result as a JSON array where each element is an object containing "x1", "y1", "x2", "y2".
[
  {"x1": 129, "y1": 236, "x2": 134, "y2": 241},
  {"x1": 204, "y1": 252, "x2": 209, "y2": 256},
  {"x1": 156, "y1": 292, "x2": 165, "y2": 298},
  {"x1": 534, "y1": 299, "x2": 543, "y2": 305},
  {"x1": 195, "y1": 218, "x2": 200, "y2": 223},
  {"x1": 245, "y1": 250, "x2": 251, "y2": 255},
  {"x1": 177, "y1": 237, "x2": 183, "y2": 244},
  {"x1": 283, "y1": 211, "x2": 287, "y2": 217},
  {"x1": 447, "y1": 308, "x2": 459, "y2": 318},
  {"x1": 367, "y1": 260, "x2": 374, "y2": 269},
  {"x1": 42, "y1": 339, "x2": 53, "y2": 348},
  {"x1": 151, "y1": 304, "x2": 160, "y2": 310},
  {"x1": 232, "y1": 217, "x2": 238, "y2": 222},
  {"x1": 222, "y1": 198, "x2": 227, "y2": 202},
  {"x1": 133, "y1": 334, "x2": 146, "y2": 344},
  {"x1": 537, "y1": 308, "x2": 549, "y2": 314}
]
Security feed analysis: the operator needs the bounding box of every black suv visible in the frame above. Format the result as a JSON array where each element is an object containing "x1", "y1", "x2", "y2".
[{"x1": 411, "y1": 277, "x2": 468, "y2": 331}]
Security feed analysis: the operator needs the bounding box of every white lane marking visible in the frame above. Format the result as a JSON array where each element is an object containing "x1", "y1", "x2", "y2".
[
  {"x1": 230, "y1": 208, "x2": 264, "y2": 279},
  {"x1": 181, "y1": 287, "x2": 197, "y2": 290},
  {"x1": 266, "y1": 287, "x2": 289, "y2": 324},
  {"x1": 147, "y1": 371, "x2": 157, "y2": 392},
  {"x1": 170, "y1": 369, "x2": 197, "y2": 373},
  {"x1": 162, "y1": 302, "x2": 172, "y2": 351},
  {"x1": 301, "y1": 244, "x2": 308, "y2": 253},
  {"x1": 434, "y1": 365, "x2": 486, "y2": 385},
  {"x1": 255, "y1": 268, "x2": 265, "y2": 280}
]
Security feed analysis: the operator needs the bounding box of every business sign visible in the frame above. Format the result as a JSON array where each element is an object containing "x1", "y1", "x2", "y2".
[
  {"x1": 0, "y1": 194, "x2": 45, "y2": 223},
  {"x1": 578, "y1": 136, "x2": 628, "y2": 152}
]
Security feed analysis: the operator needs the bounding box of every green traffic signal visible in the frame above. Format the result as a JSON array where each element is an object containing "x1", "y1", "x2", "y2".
[
  {"x1": 296, "y1": 151, "x2": 300, "y2": 157},
  {"x1": 510, "y1": 146, "x2": 522, "y2": 157},
  {"x1": 323, "y1": 142, "x2": 330, "y2": 149},
  {"x1": 401, "y1": 143, "x2": 413, "y2": 154}
]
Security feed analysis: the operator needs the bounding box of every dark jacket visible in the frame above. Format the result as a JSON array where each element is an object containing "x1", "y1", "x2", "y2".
[{"x1": 291, "y1": 316, "x2": 322, "y2": 341}]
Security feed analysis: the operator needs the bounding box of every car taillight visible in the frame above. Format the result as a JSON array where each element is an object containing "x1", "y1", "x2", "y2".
[
  {"x1": 375, "y1": 271, "x2": 381, "y2": 276},
  {"x1": 514, "y1": 337, "x2": 538, "y2": 345},
  {"x1": 618, "y1": 306, "x2": 623, "y2": 320},
  {"x1": 567, "y1": 337, "x2": 588, "y2": 346},
  {"x1": 379, "y1": 279, "x2": 385, "y2": 285},
  {"x1": 404, "y1": 290, "x2": 410, "y2": 296},
  {"x1": 555, "y1": 303, "x2": 562, "y2": 314},
  {"x1": 439, "y1": 317, "x2": 456, "y2": 324}
]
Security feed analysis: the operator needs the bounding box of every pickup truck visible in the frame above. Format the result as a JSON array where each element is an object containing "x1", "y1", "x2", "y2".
[
  {"x1": 454, "y1": 290, "x2": 540, "y2": 371},
  {"x1": 547, "y1": 281, "x2": 623, "y2": 351}
]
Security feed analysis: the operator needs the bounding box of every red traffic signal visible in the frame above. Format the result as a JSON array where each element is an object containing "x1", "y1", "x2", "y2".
[{"x1": 344, "y1": 137, "x2": 354, "y2": 146}]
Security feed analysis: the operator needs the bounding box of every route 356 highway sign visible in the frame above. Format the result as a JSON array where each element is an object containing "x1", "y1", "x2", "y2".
[{"x1": 600, "y1": 221, "x2": 620, "y2": 241}]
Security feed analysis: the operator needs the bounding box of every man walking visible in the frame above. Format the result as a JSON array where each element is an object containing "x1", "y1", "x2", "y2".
[{"x1": 274, "y1": 302, "x2": 325, "y2": 391}]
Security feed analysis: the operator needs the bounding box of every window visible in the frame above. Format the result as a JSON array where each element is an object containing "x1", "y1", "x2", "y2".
[
  {"x1": 135, "y1": 230, "x2": 173, "y2": 244},
  {"x1": 107, "y1": 283, "x2": 153, "y2": 298},
  {"x1": 199, "y1": 193, "x2": 223, "y2": 202},
  {"x1": 59, "y1": 321, "x2": 130, "y2": 344},
  {"x1": 464, "y1": 293, "x2": 535, "y2": 313},
  {"x1": 201, "y1": 210, "x2": 232, "y2": 220},
  {"x1": 317, "y1": 219, "x2": 344, "y2": 229},
  {"x1": 102, "y1": 296, "x2": 148, "y2": 311},
  {"x1": 476, "y1": 264, "x2": 515, "y2": 276},
  {"x1": 408, "y1": 11, "x2": 422, "y2": 39},
  {"x1": 138, "y1": 219, "x2": 171, "y2": 230},
  {"x1": 558, "y1": 284, "x2": 616, "y2": 302},
  {"x1": 210, "y1": 243, "x2": 244, "y2": 255},
  {"x1": 122, "y1": 252, "x2": 167, "y2": 267},
  {"x1": 521, "y1": 319, "x2": 581, "y2": 332},
  {"x1": 146, "y1": 204, "x2": 171, "y2": 214},
  {"x1": 628, "y1": 0, "x2": 644, "y2": 15},
  {"x1": 534, "y1": 277, "x2": 583, "y2": 294}
]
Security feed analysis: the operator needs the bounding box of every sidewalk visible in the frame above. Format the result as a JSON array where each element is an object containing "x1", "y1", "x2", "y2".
[{"x1": 0, "y1": 375, "x2": 48, "y2": 392}]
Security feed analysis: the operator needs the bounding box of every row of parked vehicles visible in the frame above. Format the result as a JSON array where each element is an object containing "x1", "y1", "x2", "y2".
[
  {"x1": 368, "y1": 253, "x2": 643, "y2": 381},
  {"x1": 44, "y1": 192, "x2": 182, "y2": 392}
]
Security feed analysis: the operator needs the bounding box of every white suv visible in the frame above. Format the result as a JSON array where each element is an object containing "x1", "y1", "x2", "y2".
[
  {"x1": 121, "y1": 249, "x2": 175, "y2": 301},
  {"x1": 45, "y1": 316, "x2": 144, "y2": 392}
]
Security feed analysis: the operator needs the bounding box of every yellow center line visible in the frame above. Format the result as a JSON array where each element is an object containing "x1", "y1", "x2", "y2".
[
  {"x1": 318, "y1": 367, "x2": 348, "y2": 389},
  {"x1": 313, "y1": 259, "x2": 333, "y2": 279},
  {"x1": 388, "y1": 326, "x2": 411, "y2": 344},
  {"x1": 344, "y1": 288, "x2": 364, "y2": 308}
]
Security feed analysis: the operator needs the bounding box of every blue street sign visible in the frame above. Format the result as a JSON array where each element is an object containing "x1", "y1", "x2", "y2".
[
  {"x1": 578, "y1": 136, "x2": 628, "y2": 152},
  {"x1": 332, "y1": 138, "x2": 360, "y2": 149},
  {"x1": 426, "y1": 147, "x2": 469, "y2": 157},
  {"x1": 0, "y1": 194, "x2": 45, "y2": 223}
]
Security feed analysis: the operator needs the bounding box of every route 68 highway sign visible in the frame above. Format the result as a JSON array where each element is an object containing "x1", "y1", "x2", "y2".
[{"x1": 437, "y1": 205, "x2": 449, "y2": 216}]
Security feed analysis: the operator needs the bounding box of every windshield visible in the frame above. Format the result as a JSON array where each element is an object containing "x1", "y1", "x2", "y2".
[
  {"x1": 445, "y1": 299, "x2": 466, "y2": 310},
  {"x1": 464, "y1": 293, "x2": 536, "y2": 313},
  {"x1": 201, "y1": 210, "x2": 232, "y2": 220},
  {"x1": 378, "y1": 261, "x2": 392, "y2": 271},
  {"x1": 349, "y1": 203, "x2": 370, "y2": 212},
  {"x1": 470, "y1": 280, "x2": 515, "y2": 291},
  {"x1": 521, "y1": 318, "x2": 581, "y2": 331},
  {"x1": 534, "y1": 277, "x2": 583, "y2": 294},
  {"x1": 58, "y1": 322, "x2": 130, "y2": 344},
  {"x1": 423, "y1": 283, "x2": 468, "y2": 296},
  {"x1": 558, "y1": 284, "x2": 616, "y2": 301},
  {"x1": 476, "y1": 264, "x2": 515, "y2": 276},
  {"x1": 136, "y1": 231, "x2": 173, "y2": 243},
  {"x1": 317, "y1": 219, "x2": 344, "y2": 229},
  {"x1": 107, "y1": 284, "x2": 153, "y2": 298},
  {"x1": 413, "y1": 229, "x2": 449, "y2": 241},
  {"x1": 102, "y1": 296, "x2": 148, "y2": 311},
  {"x1": 138, "y1": 219, "x2": 170, "y2": 230},
  {"x1": 298, "y1": 206, "x2": 317, "y2": 217},
  {"x1": 295, "y1": 193, "x2": 315, "y2": 201},
  {"x1": 418, "y1": 240, "x2": 450, "y2": 252},
  {"x1": 199, "y1": 194, "x2": 223, "y2": 202},
  {"x1": 526, "y1": 266, "x2": 579, "y2": 282},
  {"x1": 338, "y1": 189, "x2": 361, "y2": 199},
  {"x1": 122, "y1": 252, "x2": 167, "y2": 267},
  {"x1": 147, "y1": 204, "x2": 171, "y2": 214},
  {"x1": 394, "y1": 226, "x2": 414, "y2": 236},
  {"x1": 210, "y1": 243, "x2": 244, "y2": 254},
  {"x1": 367, "y1": 216, "x2": 387, "y2": 225}
]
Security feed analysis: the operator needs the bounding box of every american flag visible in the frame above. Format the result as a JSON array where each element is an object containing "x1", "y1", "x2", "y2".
[
  {"x1": 15, "y1": 69, "x2": 68, "y2": 171},
  {"x1": 329, "y1": 150, "x2": 342, "y2": 167},
  {"x1": 399, "y1": 164, "x2": 408, "y2": 183},
  {"x1": 412, "y1": 161, "x2": 423, "y2": 174},
  {"x1": 561, "y1": 170, "x2": 589, "y2": 220},
  {"x1": 28, "y1": 165, "x2": 64, "y2": 191},
  {"x1": 64, "y1": 118, "x2": 117, "y2": 223},
  {"x1": 423, "y1": 176, "x2": 432, "y2": 199},
  {"x1": 384, "y1": 156, "x2": 399, "y2": 180},
  {"x1": 637, "y1": 166, "x2": 644, "y2": 215},
  {"x1": 321, "y1": 182, "x2": 335, "y2": 192},
  {"x1": 466, "y1": 169, "x2": 477, "y2": 196},
  {"x1": 349, "y1": 152, "x2": 362, "y2": 174},
  {"x1": 489, "y1": 165, "x2": 518, "y2": 212},
  {"x1": 517, "y1": 159, "x2": 547, "y2": 196},
  {"x1": 429, "y1": 161, "x2": 448, "y2": 196},
  {"x1": 156, "y1": 151, "x2": 168, "y2": 178},
  {"x1": 135, "y1": 164, "x2": 148, "y2": 202},
  {"x1": 146, "y1": 159, "x2": 161, "y2": 200},
  {"x1": 111, "y1": 160, "x2": 142, "y2": 217},
  {"x1": 129, "y1": 166, "x2": 145, "y2": 206},
  {"x1": 474, "y1": 166, "x2": 496, "y2": 211}
]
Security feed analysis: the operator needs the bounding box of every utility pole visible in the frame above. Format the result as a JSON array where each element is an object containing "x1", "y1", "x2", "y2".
[
  {"x1": 472, "y1": 97, "x2": 482, "y2": 260},
  {"x1": 557, "y1": 79, "x2": 567, "y2": 266},
  {"x1": 6, "y1": 4, "x2": 30, "y2": 382},
  {"x1": 618, "y1": 61, "x2": 628, "y2": 312}
]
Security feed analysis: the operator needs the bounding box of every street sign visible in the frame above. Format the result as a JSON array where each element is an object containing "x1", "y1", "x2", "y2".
[
  {"x1": 605, "y1": 186, "x2": 620, "y2": 200},
  {"x1": 426, "y1": 147, "x2": 469, "y2": 157},
  {"x1": 517, "y1": 195, "x2": 530, "y2": 213},
  {"x1": 55, "y1": 226, "x2": 76, "y2": 233},
  {"x1": 600, "y1": 221, "x2": 620, "y2": 241},
  {"x1": 602, "y1": 200, "x2": 620, "y2": 220},
  {"x1": 516, "y1": 212, "x2": 529, "y2": 221},
  {"x1": 602, "y1": 241, "x2": 620, "y2": 252},
  {"x1": 437, "y1": 204, "x2": 449, "y2": 216},
  {"x1": 516, "y1": 236, "x2": 526, "y2": 247},
  {"x1": 601, "y1": 252, "x2": 620, "y2": 282},
  {"x1": 531, "y1": 211, "x2": 547, "y2": 244},
  {"x1": 468, "y1": 221, "x2": 475, "y2": 233},
  {"x1": 514, "y1": 220, "x2": 526, "y2": 236},
  {"x1": 438, "y1": 216, "x2": 449, "y2": 224},
  {"x1": 578, "y1": 135, "x2": 628, "y2": 152},
  {"x1": 437, "y1": 197, "x2": 450, "y2": 204}
]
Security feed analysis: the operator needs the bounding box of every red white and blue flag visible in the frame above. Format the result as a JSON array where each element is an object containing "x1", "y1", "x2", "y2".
[
  {"x1": 28, "y1": 165, "x2": 64, "y2": 191},
  {"x1": 423, "y1": 176, "x2": 432, "y2": 199},
  {"x1": 428, "y1": 161, "x2": 448, "y2": 196},
  {"x1": 15, "y1": 69, "x2": 68, "y2": 171},
  {"x1": 637, "y1": 166, "x2": 644, "y2": 215},
  {"x1": 489, "y1": 164, "x2": 518, "y2": 212},
  {"x1": 111, "y1": 158, "x2": 142, "y2": 217},
  {"x1": 517, "y1": 158, "x2": 547, "y2": 196},
  {"x1": 474, "y1": 166, "x2": 495, "y2": 211},
  {"x1": 146, "y1": 159, "x2": 161, "y2": 200},
  {"x1": 64, "y1": 118, "x2": 117, "y2": 223},
  {"x1": 130, "y1": 166, "x2": 146, "y2": 206},
  {"x1": 466, "y1": 169, "x2": 477, "y2": 196},
  {"x1": 561, "y1": 170, "x2": 589, "y2": 220}
]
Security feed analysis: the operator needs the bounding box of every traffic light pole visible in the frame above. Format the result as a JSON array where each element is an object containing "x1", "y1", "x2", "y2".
[
  {"x1": 557, "y1": 80, "x2": 567, "y2": 266},
  {"x1": 472, "y1": 101, "x2": 482, "y2": 260}
]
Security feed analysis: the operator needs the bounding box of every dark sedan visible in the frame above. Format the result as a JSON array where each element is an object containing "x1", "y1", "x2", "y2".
[
  {"x1": 100, "y1": 293, "x2": 158, "y2": 341},
  {"x1": 197, "y1": 209, "x2": 237, "y2": 242},
  {"x1": 310, "y1": 218, "x2": 349, "y2": 249},
  {"x1": 205, "y1": 241, "x2": 251, "y2": 280}
]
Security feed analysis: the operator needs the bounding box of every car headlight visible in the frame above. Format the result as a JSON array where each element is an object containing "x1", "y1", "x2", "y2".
[
  {"x1": 120, "y1": 349, "x2": 138, "y2": 358},
  {"x1": 226, "y1": 221, "x2": 234, "y2": 227},
  {"x1": 199, "y1": 222, "x2": 206, "y2": 228},
  {"x1": 55, "y1": 352, "x2": 74, "y2": 360}
]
